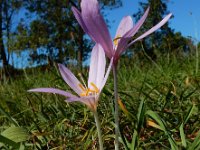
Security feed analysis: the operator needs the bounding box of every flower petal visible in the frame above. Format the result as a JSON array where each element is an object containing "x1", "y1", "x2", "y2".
[
  {"x1": 80, "y1": 0, "x2": 114, "y2": 58},
  {"x1": 115, "y1": 16, "x2": 134, "y2": 38},
  {"x1": 72, "y1": 7, "x2": 90, "y2": 36},
  {"x1": 114, "y1": 7, "x2": 150, "y2": 58},
  {"x1": 123, "y1": 7, "x2": 150, "y2": 38},
  {"x1": 100, "y1": 57, "x2": 113, "y2": 91},
  {"x1": 67, "y1": 95, "x2": 95, "y2": 103},
  {"x1": 58, "y1": 64, "x2": 82, "y2": 95},
  {"x1": 67, "y1": 95, "x2": 97, "y2": 111},
  {"x1": 128, "y1": 13, "x2": 172, "y2": 46},
  {"x1": 65, "y1": 96, "x2": 84, "y2": 103},
  {"x1": 28, "y1": 88, "x2": 76, "y2": 98},
  {"x1": 113, "y1": 37, "x2": 129, "y2": 62},
  {"x1": 88, "y1": 44, "x2": 106, "y2": 90},
  {"x1": 81, "y1": 0, "x2": 99, "y2": 16}
]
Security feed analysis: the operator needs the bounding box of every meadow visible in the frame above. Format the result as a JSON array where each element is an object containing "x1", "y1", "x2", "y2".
[{"x1": 0, "y1": 51, "x2": 200, "y2": 150}]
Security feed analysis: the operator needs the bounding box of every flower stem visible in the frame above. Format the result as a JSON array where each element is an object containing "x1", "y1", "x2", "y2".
[
  {"x1": 93, "y1": 110, "x2": 104, "y2": 150},
  {"x1": 113, "y1": 64, "x2": 119, "y2": 150}
]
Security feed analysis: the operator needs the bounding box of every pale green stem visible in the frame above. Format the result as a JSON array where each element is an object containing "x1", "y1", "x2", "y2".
[
  {"x1": 93, "y1": 110, "x2": 104, "y2": 150},
  {"x1": 113, "y1": 64, "x2": 119, "y2": 150}
]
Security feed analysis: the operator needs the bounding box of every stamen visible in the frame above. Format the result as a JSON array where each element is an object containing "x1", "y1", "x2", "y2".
[
  {"x1": 90, "y1": 82, "x2": 99, "y2": 93},
  {"x1": 80, "y1": 93, "x2": 87, "y2": 96},
  {"x1": 113, "y1": 35, "x2": 121, "y2": 46},
  {"x1": 79, "y1": 82, "x2": 99, "y2": 97},
  {"x1": 78, "y1": 83, "x2": 86, "y2": 91},
  {"x1": 88, "y1": 89, "x2": 96, "y2": 93},
  {"x1": 78, "y1": 73, "x2": 87, "y2": 89},
  {"x1": 86, "y1": 89, "x2": 90, "y2": 96}
]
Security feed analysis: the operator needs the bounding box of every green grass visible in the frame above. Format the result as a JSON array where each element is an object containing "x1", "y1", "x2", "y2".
[{"x1": 0, "y1": 53, "x2": 200, "y2": 149}]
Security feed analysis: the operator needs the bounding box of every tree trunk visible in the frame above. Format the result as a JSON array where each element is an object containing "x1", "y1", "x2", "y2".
[{"x1": 0, "y1": 3, "x2": 8, "y2": 70}]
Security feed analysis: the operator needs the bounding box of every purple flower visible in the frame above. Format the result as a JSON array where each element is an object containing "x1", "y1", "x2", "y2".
[
  {"x1": 28, "y1": 44, "x2": 113, "y2": 111},
  {"x1": 72, "y1": 0, "x2": 172, "y2": 64}
]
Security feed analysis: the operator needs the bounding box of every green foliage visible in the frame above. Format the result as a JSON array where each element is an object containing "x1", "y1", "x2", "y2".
[
  {"x1": 1, "y1": 52, "x2": 200, "y2": 149},
  {"x1": 1, "y1": 126, "x2": 29, "y2": 143},
  {"x1": 131, "y1": 0, "x2": 195, "y2": 60},
  {"x1": 10, "y1": 0, "x2": 122, "y2": 66},
  {"x1": 0, "y1": 0, "x2": 23, "y2": 69}
]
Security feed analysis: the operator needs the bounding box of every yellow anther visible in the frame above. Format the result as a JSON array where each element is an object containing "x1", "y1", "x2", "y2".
[
  {"x1": 80, "y1": 93, "x2": 87, "y2": 96},
  {"x1": 79, "y1": 82, "x2": 99, "y2": 97},
  {"x1": 80, "y1": 88, "x2": 95, "y2": 97},
  {"x1": 78, "y1": 83, "x2": 86, "y2": 91},
  {"x1": 86, "y1": 89, "x2": 90, "y2": 96},
  {"x1": 78, "y1": 73, "x2": 87, "y2": 89},
  {"x1": 113, "y1": 35, "x2": 121, "y2": 46},
  {"x1": 88, "y1": 89, "x2": 96, "y2": 93},
  {"x1": 90, "y1": 82, "x2": 99, "y2": 93}
]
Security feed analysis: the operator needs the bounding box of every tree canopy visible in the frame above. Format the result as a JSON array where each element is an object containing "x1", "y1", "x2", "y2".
[
  {"x1": 0, "y1": 0, "x2": 197, "y2": 74},
  {"x1": 1, "y1": 0, "x2": 122, "y2": 71},
  {"x1": 130, "y1": 0, "x2": 194, "y2": 60}
]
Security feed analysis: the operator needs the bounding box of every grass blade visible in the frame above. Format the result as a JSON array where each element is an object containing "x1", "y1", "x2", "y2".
[
  {"x1": 179, "y1": 123, "x2": 187, "y2": 148},
  {"x1": 146, "y1": 110, "x2": 178, "y2": 150},
  {"x1": 0, "y1": 104, "x2": 18, "y2": 126},
  {"x1": 188, "y1": 131, "x2": 200, "y2": 150}
]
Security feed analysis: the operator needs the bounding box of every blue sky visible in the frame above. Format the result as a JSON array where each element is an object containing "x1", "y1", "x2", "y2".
[
  {"x1": 106, "y1": 0, "x2": 200, "y2": 41},
  {"x1": 6, "y1": 0, "x2": 200, "y2": 68},
  {"x1": 12, "y1": 0, "x2": 200, "y2": 41}
]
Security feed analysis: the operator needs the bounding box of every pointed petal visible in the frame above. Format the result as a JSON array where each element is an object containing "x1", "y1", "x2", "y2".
[
  {"x1": 28, "y1": 88, "x2": 76, "y2": 98},
  {"x1": 65, "y1": 97, "x2": 84, "y2": 103},
  {"x1": 100, "y1": 57, "x2": 113, "y2": 91},
  {"x1": 115, "y1": 16, "x2": 134, "y2": 38},
  {"x1": 67, "y1": 95, "x2": 97, "y2": 110},
  {"x1": 114, "y1": 7, "x2": 150, "y2": 58},
  {"x1": 80, "y1": 0, "x2": 114, "y2": 58},
  {"x1": 67, "y1": 95, "x2": 95, "y2": 103},
  {"x1": 58, "y1": 64, "x2": 82, "y2": 95},
  {"x1": 123, "y1": 7, "x2": 150, "y2": 38},
  {"x1": 72, "y1": 4, "x2": 113, "y2": 57},
  {"x1": 88, "y1": 44, "x2": 106, "y2": 90},
  {"x1": 81, "y1": 0, "x2": 99, "y2": 16},
  {"x1": 113, "y1": 16, "x2": 133, "y2": 59},
  {"x1": 72, "y1": 7, "x2": 97, "y2": 41},
  {"x1": 67, "y1": 96, "x2": 83, "y2": 102},
  {"x1": 114, "y1": 37, "x2": 129, "y2": 62},
  {"x1": 128, "y1": 13, "x2": 172, "y2": 46},
  {"x1": 72, "y1": 7, "x2": 90, "y2": 35}
]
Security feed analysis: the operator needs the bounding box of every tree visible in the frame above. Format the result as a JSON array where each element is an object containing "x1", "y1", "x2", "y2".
[
  {"x1": 132, "y1": 0, "x2": 171, "y2": 59},
  {"x1": 0, "y1": 0, "x2": 22, "y2": 72},
  {"x1": 130, "y1": 0, "x2": 195, "y2": 61},
  {"x1": 11, "y1": 0, "x2": 122, "y2": 69}
]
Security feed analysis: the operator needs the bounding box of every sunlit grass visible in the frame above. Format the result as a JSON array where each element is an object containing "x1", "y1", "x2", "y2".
[{"x1": 0, "y1": 53, "x2": 200, "y2": 149}]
